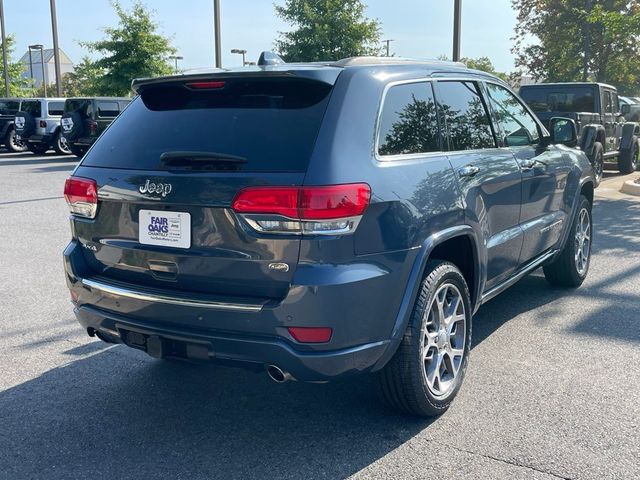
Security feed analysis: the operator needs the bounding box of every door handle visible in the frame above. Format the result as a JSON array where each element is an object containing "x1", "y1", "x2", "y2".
[
  {"x1": 520, "y1": 158, "x2": 537, "y2": 169},
  {"x1": 458, "y1": 165, "x2": 480, "y2": 177}
]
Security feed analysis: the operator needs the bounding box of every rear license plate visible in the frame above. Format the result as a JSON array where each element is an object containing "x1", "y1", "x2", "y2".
[{"x1": 139, "y1": 209, "x2": 191, "y2": 249}]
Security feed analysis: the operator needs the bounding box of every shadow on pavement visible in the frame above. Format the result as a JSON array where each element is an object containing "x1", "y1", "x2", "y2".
[
  {"x1": 474, "y1": 197, "x2": 640, "y2": 346},
  {"x1": 0, "y1": 155, "x2": 77, "y2": 167},
  {"x1": 0, "y1": 349, "x2": 432, "y2": 480}
]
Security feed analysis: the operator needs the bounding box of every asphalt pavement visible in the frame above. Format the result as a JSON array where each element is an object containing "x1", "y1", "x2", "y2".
[{"x1": 0, "y1": 152, "x2": 638, "y2": 480}]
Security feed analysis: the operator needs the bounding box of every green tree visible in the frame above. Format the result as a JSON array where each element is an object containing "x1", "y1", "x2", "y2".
[
  {"x1": 59, "y1": 56, "x2": 105, "y2": 96},
  {"x1": 512, "y1": 0, "x2": 640, "y2": 94},
  {"x1": 460, "y1": 56, "x2": 508, "y2": 81},
  {"x1": 80, "y1": 1, "x2": 175, "y2": 96},
  {"x1": 0, "y1": 35, "x2": 34, "y2": 96},
  {"x1": 274, "y1": 0, "x2": 382, "y2": 62}
]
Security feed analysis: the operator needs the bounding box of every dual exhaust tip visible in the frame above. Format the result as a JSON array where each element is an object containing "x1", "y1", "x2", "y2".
[{"x1": 266, "y1": 364, "x2": 293, "y2": 383}]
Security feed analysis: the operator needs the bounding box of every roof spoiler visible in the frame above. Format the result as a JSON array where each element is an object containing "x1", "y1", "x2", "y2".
[{"x1": 258, "y1": 51, "x2": 285, "y2": 66}]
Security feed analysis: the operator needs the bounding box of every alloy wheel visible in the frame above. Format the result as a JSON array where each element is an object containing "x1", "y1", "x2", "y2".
[
  {"x1": 574, "y1": 207, "x2": 591, "y2": 276},
  {"x1": 421, "y1": 283, "x2": 466, "y2": 398}
]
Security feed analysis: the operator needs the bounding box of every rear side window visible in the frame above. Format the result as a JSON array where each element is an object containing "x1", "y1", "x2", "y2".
[
  {"x1": 437, "y1": 81, "x2": 496, "y2": 151},
  {"x1": 377, "y1": 82, "x2": 440, "y2": 156},
  {"x1": 97, "y1": 101, "x2": 120, "y2": 117},
  {"x1": 64, "y1": 99, "x2": 92, "y2": 116},
  {"x1": 21, "y1": 100, "x2": 42, "y2": 117},
  {"x1": 0, "y1": 100, "x2": 20, "y2": 115},
  {"x1": 82, "y1": 78, "x2": 333, "y2": 172},
  {"x1": 48, "y1": 101, "x2": 64, "y2": 116}
]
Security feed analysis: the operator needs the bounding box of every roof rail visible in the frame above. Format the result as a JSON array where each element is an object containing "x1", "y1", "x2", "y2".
[{"x1": 332, "y1": 56, "x2": 467, "y2": 67}]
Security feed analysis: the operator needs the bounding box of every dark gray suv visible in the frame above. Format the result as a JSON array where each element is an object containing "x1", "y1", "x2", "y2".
[{"x1": 63, "y1": 55, "x2": 594, "y2": 416}]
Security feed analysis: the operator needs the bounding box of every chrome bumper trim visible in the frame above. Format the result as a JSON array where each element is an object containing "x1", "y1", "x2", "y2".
[{"x1": 80, "y1": 278, "x2": 263, "y2": 312}]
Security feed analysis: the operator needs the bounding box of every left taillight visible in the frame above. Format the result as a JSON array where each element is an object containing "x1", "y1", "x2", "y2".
[{"x1": 64, "y1": 177, "x2": 97, "y2": 218}]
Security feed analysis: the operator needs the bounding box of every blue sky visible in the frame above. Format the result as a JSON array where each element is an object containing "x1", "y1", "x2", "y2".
[{"x1": 5, "y1": 0, "x2": 518, "y2": 72}]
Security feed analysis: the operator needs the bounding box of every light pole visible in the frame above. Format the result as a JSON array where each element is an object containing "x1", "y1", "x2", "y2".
[
  {"x1": 230, "y1": 48, "x2": 247, "y2": 66},
  {"x1": 382, "y1": 39, "x2": 394, "y2": 57},
  {"x1": 169, "y1": 55, "x2": 183, "y2": 74},
  {"x1": 49, "y1": 0, "x2": 62, "y2": 96},
  {"x1": 0, "y1": 0, "x2": 9, "y2": 96},
  {"x1": 29, "y1": 44, "x2": 47, "y2": 97},
  {"x1": 452, "y1": 0, "x2": 462, "y2": 61},
  {"x1": 213, "y1": 0, "x2": 221, "y2": 68}
]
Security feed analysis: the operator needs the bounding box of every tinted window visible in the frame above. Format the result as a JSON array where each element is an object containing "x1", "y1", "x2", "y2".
[
  {"x1": 64, "y1": 99, "x2": 92, "y2": 116},
  {"x1": 437, "y1": 81, "x2": 495, "y2": 151},
  {"x1": 519, "y1": 86, "x2": 596, "y2": 113},
  {"x1": 97, "y1": 101, "x2": 120, "y2": 117},
  {"x1": 82, "y1": 78, "x2": 333, "y2": 172},
  {"x1": 377, "y1": 82, "x2": 440, "y2": 156},
  {"x1": 486, "y1": 83, "x2": 540, "y2": 147},
  {"x1": 0, "y1": 100, "x2": 20, "y2": 115},
  {"x1": 48, "y1": 101, "x2": 64, "y2": 116},
  {"x1": 21, "y1": 100, "x2": 42, "y2": 117}
]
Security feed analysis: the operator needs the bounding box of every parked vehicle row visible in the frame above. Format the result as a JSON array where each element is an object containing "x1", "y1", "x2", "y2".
[
  {"x1": 63, "y1": 53, "x2": 595, "y2": 417},
  {"x1": 519, "y1": 82, "x2": 640, "y2": 185},
  {"x1": 0, "y1": 96, "x2": 130, "y2": 157}
]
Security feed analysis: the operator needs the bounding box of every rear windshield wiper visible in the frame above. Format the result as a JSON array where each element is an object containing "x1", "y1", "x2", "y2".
[{"x1": 160, "y1": 151, "x2": 248, "y2": 167}]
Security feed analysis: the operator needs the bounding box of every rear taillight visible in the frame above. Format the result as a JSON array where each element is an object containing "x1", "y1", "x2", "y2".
[
  {"x1": 88, "y1": 120, "x2": 98, "y2": 134},
  {"x1": 64, "y1": 177, "x2": 97, "y2": 218},
  {"x1": 232, "y1": 183, "x2": 370, "y2": 235},
  {"x1": 39, "y1": 120, "x2": 47, "y2": 128}
]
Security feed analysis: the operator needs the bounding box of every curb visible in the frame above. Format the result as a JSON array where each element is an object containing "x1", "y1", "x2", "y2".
[{"x1": 621, "y1": 179, "x2": 640, "y2": 196}]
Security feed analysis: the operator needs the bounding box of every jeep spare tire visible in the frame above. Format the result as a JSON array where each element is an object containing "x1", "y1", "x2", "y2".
[
  {"x1": 14, "y1": 111, "x2": 36, "y2": 138},
  {"x1": 60, "y1": 112, "x2": 85, "y2": 141}
]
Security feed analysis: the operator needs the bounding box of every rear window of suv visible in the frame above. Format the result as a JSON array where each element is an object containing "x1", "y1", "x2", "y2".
[
  {"x1": 519, "y1": 86, "x2": 596, "y2": 113},
  {"x1": 21, "y1": 100, "x2": 42, "y2": 117},
  {"x1": 0, "y1": 100, "x2": 20, "y2": 115},
  {"x1": 81, "y1": 78, "x2": 333, "y2": 172}
]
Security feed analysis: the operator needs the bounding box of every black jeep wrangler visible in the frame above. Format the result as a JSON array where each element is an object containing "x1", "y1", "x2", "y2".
[
  {"x1": 519, "y1": 82, "x2": 640, "y2": 185},
  {"x1": 60, "y1": 97, "x2": 130, "y2": 157}
]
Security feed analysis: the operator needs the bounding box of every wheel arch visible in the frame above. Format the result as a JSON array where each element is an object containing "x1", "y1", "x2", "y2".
[
  {"x1": 580, "y1": 124, "x2": 605, "y2": 159},
  {"x1": 371, "y1": 226, "x2": 482, "y2": 372}
]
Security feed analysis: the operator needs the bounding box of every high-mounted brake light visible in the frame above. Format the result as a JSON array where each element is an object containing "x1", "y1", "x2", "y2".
[
  {"x1": 232, "y1": 183, "x2": 371, "y2": 235},
  {"x1": 64, "y1": 177, "x2": 98, "y2": 218},
  {"x1": 186, "y1": 81, "x2": 226, "y2": 89}
]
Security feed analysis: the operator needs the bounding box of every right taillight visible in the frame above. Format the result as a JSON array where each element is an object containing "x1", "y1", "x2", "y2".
[
  {"x1": 232, "y1": 183, "x2": 371, "y2": 235},
  {"x1": 64, "y1": 177, "x2": 98, "y2": 218}
]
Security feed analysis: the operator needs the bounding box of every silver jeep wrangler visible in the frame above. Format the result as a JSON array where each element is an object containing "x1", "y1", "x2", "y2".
[{"x1": 14, "y1": 98, "x2": 71, "y2": 155}]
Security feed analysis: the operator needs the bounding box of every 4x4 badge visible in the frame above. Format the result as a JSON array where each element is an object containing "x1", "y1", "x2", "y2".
[{"x1": 139, "y1": 179, "x2": 172, "y2": 197}]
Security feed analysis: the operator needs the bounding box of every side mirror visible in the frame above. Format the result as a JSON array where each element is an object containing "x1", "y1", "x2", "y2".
[
  {"x1": 549, "y1": 117, "x2": 578, "y2": 148},
  {"x1": 621, "y1": 104, "x2": 630, "y2": 116}
]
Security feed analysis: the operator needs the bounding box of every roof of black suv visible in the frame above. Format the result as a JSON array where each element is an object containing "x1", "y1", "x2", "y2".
[
  {"x1": 521, "y1": 82, "x2": 617, "y2": 90},
  {"x1": 132, "y1": 56, "x2": 504, "y2": 92}
]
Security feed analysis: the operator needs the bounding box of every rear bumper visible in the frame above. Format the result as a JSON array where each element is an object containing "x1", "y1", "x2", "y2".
[
  {"x1": 68, "y1": 137, "x2": 96, "y2": 147},
  {"x1": 24, "y1": 134, "x2": 53, "y2": 145},
  {"x1": 64, "y1": 240, "x2": 414, "y2": 381},
  {"x1": 74, "y1": 304, "x2": 390, "y2": 381}
]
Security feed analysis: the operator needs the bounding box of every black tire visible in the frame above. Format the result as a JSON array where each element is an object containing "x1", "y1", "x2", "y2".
[
  {"x1": 53, "y1": 131, "x2": 72, "y2": 155},
  {"x1": 377, "y1": 260, "x2": 472, "y2": 417},
  {"x1": 543, "y1": 195, "x2": 592, "y2": 287},
  {"x1": 591, "y1": 142, "x2": 604, "y2": 188},
  {"x1": 26, "y1": 142, "x2": 49, "y2": 155},
  {"x1": 4, "y1": 128, "x2": 27, "y2": 153},
  {"x1": 618, "y1": 136, "x2": 638, "y2": 174},
  {"x1": 68, "y1": 144, "x2": 87, "y2": 158}
]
